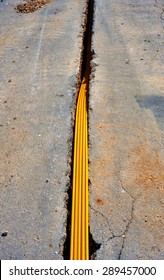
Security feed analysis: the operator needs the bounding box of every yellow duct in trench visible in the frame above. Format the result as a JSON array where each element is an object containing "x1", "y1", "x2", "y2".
[{"x1": 70, "y1": 77, "x2": 89, "y2": 260}]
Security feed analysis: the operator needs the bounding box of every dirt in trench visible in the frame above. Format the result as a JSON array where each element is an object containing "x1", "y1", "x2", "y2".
[{"x1": 16, "y1": 0, "x2": 51, "y2": 13}]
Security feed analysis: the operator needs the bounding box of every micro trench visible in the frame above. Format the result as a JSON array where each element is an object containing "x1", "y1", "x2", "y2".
[{"x1": 63, "y1": 0, "x2": 100, "y2": 260}]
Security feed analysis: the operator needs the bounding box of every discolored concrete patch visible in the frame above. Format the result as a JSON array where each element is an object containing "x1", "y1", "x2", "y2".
[{"x1": 135, "y1": 95, "x2": 164, "y2": 130}]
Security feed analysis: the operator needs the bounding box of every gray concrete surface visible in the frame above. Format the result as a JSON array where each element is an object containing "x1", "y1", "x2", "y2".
[
  {"x1": 0, "y1": 0, "x2": 86, "y2": 259},
  {"x1": 89, "y1": 0, "x2": 164, "y2": 259}
]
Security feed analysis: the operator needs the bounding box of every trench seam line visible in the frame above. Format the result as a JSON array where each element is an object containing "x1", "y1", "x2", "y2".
[{"x1": 70, "y1": 0, "x2": 94, "y2": 260}]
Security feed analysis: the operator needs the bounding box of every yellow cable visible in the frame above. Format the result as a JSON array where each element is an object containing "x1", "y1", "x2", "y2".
[{"x1": 70, "y1": 78, "x2": 89, "y2": 260}]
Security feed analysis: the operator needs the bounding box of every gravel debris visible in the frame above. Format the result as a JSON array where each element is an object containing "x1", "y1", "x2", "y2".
[{"x1": 16, "y1": 0, "x2": 51, "y2": 13}]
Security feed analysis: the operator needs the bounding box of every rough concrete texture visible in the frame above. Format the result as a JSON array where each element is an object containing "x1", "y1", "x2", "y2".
[
  {"x1": 0, "y1": 0, "x2": 86, "y2": 259},
  {"x1": 89, "y1": 0, "x2": 164, "y2": 259}
]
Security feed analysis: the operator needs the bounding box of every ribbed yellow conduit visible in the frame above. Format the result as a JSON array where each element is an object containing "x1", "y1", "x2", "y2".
[{"x1": 70, "y1": 77, "x2": 89, "y2": 260}]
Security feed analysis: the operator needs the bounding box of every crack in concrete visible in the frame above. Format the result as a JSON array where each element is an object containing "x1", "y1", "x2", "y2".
[
  {"x1": 89, "y1": 204, "x2": 115, "y2": 239},
  {"x1": 154, "y1": 0, "x2": 158, "y2": 6},
  {"x1": 160, "y1": 8, "x2": 164, "y2": 20},
  {"x1": 118, "y1": 199, "x2": 135, "y2": 259},
  {"x1": 154, "y1": 0, "x2": 164, "y2": 20},
  {"x1": 117, "y1": 178, "x2": 135, "y2": 259},
  {"x1": 90, "y1": 177, "x2": 136, "y2": 258},
  {"x1": 119, "y1": 178, "x2": 135, "y2": 200}
]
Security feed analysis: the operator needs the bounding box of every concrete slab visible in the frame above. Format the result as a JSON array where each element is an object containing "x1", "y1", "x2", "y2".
[
  {"x1": 89, "y1": 0, "x2": 164, "y2": 259},
  {"x1": 0, "y1": 0, "x2": 86, "y2": 259}
]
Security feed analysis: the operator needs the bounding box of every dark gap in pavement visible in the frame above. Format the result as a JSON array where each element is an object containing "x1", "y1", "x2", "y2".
[
  {"x1": 63, "y1": 0, "x2": 98, "y2": 260},
  {"x1": 89, "y1": 231, "x2": 101, "y2": 259}
]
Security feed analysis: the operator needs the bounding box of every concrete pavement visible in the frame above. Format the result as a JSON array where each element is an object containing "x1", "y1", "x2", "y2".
[
  {"x1": 0, "y1": 0, "x2": 86, "y2": 259},
  {"x1": 0, "y1": 0, "x2": 163, "y2": 260},
  {"x1": 89, "y1": 0, "x2": 164, "y2": 259}
]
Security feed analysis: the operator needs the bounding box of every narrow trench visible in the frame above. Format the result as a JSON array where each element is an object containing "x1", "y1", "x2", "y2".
[{"x1": 63, "y1": 0, "x2": 100, "y2": 260}]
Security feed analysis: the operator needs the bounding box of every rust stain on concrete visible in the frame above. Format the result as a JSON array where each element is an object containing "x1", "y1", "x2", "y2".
[{"x1": 96, "y1": 198, "x2": 103, "y2": 205}]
